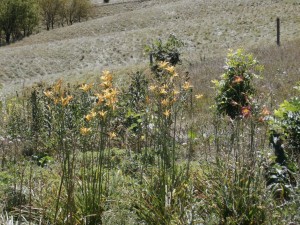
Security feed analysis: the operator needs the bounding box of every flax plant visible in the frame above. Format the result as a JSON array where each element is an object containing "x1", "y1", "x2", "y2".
[
  {"x1": 43, "y1": 79, "x2": 78, "y2": 224},
  {"x1": 76, "y1": 70, "x2": 119, "y2": 224},
  {"x1": 134, "y1": 61, "x2": 195, "y2": 224}
]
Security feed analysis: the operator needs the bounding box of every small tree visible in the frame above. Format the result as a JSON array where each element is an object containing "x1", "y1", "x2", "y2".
[
  {"x1": 39, "y1": 0, "x2": 61, "y2": 30},
  {"x1": 213, "y1": 49, "x2": 263, "y2": 119},
  {"x1": 0, "y1": 0, "x2": 39, "y2": 44},
  {"x1": 145, "y1": 34, "x2": 184, "y2": 75}
]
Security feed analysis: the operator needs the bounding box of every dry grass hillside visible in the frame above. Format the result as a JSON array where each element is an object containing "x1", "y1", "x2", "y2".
[{"x1": 0, "y1": 0, "x2": 299, "y2": 95}]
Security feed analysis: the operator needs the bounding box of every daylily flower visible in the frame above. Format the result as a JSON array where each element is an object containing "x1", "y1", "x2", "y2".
[
  {"x1": 98, "y1": 110, "x2": 107, "y2": 118},
  {"x1": 165, "y1": 66, "x2": 175, "y2": 74},
  {"x1": 149, "y1": 85, "x2": 157, "y2": 92},
  {"x1": 61, "y1": 95, "x2": 73, "y2": 106},
  {"x1": 195, "y1": 94, "x2": 203, "y2": 99},
  {"x1": 79, "y1": 83, "x2": 93, "y2": 92},
  {"x1": 95, "y1": 93, "x2": 105, "y2": 104},
  {"x1": 163, "y1": 109, "x2": 171, "y2": 117},
  {"x1": 53, "y1": 79, "x2": 62, "y2": 93},
  {"x1": 261, "y1": 106, "x2": 270, "y2": 116},
  {"x1": 183, "y1": 81, "x2": 193, "y2": 90},
  {"x1": 108, "y1": 132, "x2": 117, "y2": 139},
  {"x1": 44, "y1": 90, "x2": 53, "y2": 98},
  {"x1": 158, "y1": 61, "x2": 169, "y2": 69},
  {"x1": 161, "y1": 99, "x2": 170, "y2": 106},
  {"x1": 241, "y1": 106, "x2": 251, "y2": 118},
  {"x1": 85, "y1": 111, "x2": 97, "y2": 121},
  {"x1": 80, "y1": 127, "x2": 91, "y2": 136},
  {"x1": 233, "y1": 76, "x2": 244, "y2": 84},
  {"x1": 160, "y1": 88, "x2": 167, "y2": 95}
]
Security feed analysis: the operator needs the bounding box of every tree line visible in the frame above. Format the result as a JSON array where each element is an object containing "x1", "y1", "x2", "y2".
[{"x1": 0, "y1": 0, "x2": 91, "y2": 45}]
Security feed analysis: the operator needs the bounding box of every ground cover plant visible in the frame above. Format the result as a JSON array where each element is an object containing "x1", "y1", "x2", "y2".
[{"x1": 0, "y1": 34, "x2": 299, "y2": 224}]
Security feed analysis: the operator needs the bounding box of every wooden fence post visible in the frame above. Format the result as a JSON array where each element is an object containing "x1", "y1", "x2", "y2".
[{"x1": 277, "y1": 17, "x2": 280, "y2": 46}]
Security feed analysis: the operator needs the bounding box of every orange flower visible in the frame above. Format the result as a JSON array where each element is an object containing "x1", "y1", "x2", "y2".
[
  {"x1": 241, "y1": 106, "x2": 251, "y2": 118},
  {"x1": 261, "y1": 106, "x2": 270, "y2": 116},
  {"x1": 233, "y1": 76, "x2": 244, "y2": 84}
]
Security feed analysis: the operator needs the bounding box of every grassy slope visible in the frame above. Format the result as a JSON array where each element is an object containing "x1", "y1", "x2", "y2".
[{"x1": 0, "y1": 0, "x2": 299, "y2": 95}]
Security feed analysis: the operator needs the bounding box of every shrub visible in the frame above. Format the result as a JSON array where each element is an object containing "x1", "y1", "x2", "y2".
[
  {"x1": 272, "y1": 85, "x2": 300, "y2": 154},
  {"x1": 145, "y1": 34, "x2": 184, "y2": 74},
  {"x1": 213, "y1": 49, "x2": 263, "y2": 119}
]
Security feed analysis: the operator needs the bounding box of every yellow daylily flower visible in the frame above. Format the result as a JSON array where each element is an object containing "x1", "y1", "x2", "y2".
[
  {"x1": 158, "y1": 61, "x2": 169, "y2": 69},
  {"x1": 160, "y1": 88, "x2": 167, "y2": 95},
  {"x1": 80, "y1": 127, "x2": 91, "y2": 136},
  {"x1": 98, "y1": 110, "x2": 107, "y2": 118},
  {"x1": 161, "y1": 99, "x2": 170, "y2": 106},
  {"x1": 108, "y1": 132, "x2": 117, "y2": 139},
  {"x1": 163, "y1": 109, "x2": 171, "y2": 117},
  {"x1": 79, "y1": 83, "x2": 93, "y2": 92},
  {"x1": 95, "y1": 93, "x2": 105, "y2": 104},
  {"x1": 195, "y1": 94, "x2": 204, "y2": 99},
  {"x1": 85, "y1": 111, "x2": 97, "y2": 121},
  {"x1": 165, "y1": 66, "x2": 175, "y2": 74},
  {"x1": 44, "y1": 90, "x2": 53, "y2": 98},
  {"x1": 53, "y1": 79, "x2": 62, "y2": 93},
  {"x1": 61, "y1": 95, "x2": 73, "y2": 106},
  {"x1": 149, "y1": 85, "x2": 157, "y2": 92},
  {"x1": 183, "y1": 82, "x2": 193, "y2": 90}
]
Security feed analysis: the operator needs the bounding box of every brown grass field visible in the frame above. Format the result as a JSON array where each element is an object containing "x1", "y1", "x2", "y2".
[{"x1": 0, "y1": 0, "x2": 299, "y2": 97}]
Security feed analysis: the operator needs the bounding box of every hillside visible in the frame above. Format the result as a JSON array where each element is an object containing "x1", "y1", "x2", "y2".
[{"x1": 0, "y1": 0, "x2": 299, "y2": 95}]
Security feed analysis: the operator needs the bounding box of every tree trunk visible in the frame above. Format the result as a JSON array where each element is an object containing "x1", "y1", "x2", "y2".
[{"x1": 5, "y1": 33, "x2": 10, "y2": 44}]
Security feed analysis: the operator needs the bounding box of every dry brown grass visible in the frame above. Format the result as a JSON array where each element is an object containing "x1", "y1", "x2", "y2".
[{"x1": 0, "y1": 0, "x2": 299, "y2": 96}]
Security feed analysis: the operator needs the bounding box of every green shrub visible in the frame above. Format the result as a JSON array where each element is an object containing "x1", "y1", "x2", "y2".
[
  {"x1": 145, "y1": 34, "x2": 184, "y2": 74},
  {"x1": 272, "y1": 85, "x2": 300, "y2": 153},
  {"x1": 213, "y1": 49, "x2": 263, "y2": 119}
]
